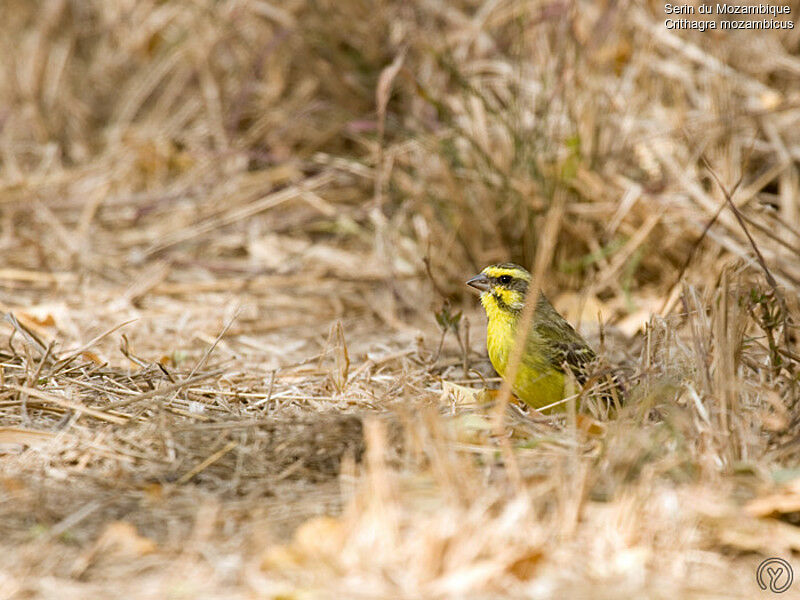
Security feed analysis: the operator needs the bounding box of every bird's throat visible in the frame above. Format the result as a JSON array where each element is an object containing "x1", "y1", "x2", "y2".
[{"x1": 481, "y1": 293, "x2": 519, "y2": 377}]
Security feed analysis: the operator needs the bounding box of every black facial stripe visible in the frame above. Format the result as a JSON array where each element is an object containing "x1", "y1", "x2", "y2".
[{"x1": 492, "y1": 291, "x2": 520, "y2": 313}]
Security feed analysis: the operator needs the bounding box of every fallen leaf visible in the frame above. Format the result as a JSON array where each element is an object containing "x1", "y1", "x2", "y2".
[
  {"x1": 746, "y1": 478, "x2": 800, "y2": 517},
  {"x1": 81, "y1": 351, "x2": 103, "y2": 364},
  {"x1": 760, "y1": 90, "x2": 782, "y2": 110},
  {"x1": 99, "y1": 521, "x2": 157, "y2": 555},
  {"x1": 441, "y1": 381, "x2": 491, "y2": 405},
  {"x1": 715, "y1": 516, "x2": 800, "y2": 553},
  {"x1": 576, "y1": 414, "x2": 607, "y2": 436},
  {"x1": 0, "y1": 477, "x2": 27, "y2": 498},
  {"x1": 554, "y1": 293, "x2": 607, "y2": 325},
  {"x1": 293, "y1": 515, "x2": 345, "y2": 559},
  {"x1": 0, "y1": 427, "x2": 61, "y2": 448},
  {"x1": 452, "y1": 413, "x2": 494, "y2": 444},
  {"x1": 261, "y1": 544, "x2": 301, "y2": 571},
  {"x1": 261, "y1": 516, "x2": 345, "y2": 572},
  {"x1": 142, "y1": 482, "x2": 164, "y2": 502},
  {"x1": 376, "y1": 50, "x2": 406, "y2": 135},
  {"x1": 19, "y1": 311, "x2": 55, "y2": 327},
  {"x1": 508, "y1": 548, "x2": 544, "y2": 580},
  {"x1": 72, "y1": 521, "x2": 158, "y2": 577}
]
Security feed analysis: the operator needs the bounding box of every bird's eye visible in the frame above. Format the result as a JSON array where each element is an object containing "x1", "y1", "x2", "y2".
[{"x1": 499, "y1": 275, "x2": 512, "y2": 285}]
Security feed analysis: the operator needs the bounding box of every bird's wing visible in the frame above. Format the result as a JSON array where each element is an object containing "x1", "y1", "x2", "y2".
[
  {"x1": 529, "y1": 294, "x2": 597, "y2": 383},
  {"x1": 524, "y1": 294, "x2": 626, "y2": 403},
  {"x1": 533, "y1": 320, "x2": 597, "y2": 383}
]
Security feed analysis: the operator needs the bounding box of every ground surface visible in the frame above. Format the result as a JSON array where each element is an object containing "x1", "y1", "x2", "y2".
[{"x1": 2, "y1": 1, "x2": 800, "y2": 599}]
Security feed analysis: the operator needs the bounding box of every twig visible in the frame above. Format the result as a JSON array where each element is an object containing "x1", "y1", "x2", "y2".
[
  {"x1": 2, "y1": 312, "x2": 49, "y2": 356},
  {"x1": 702, "y1": 156, "x2": 796, "y2": 382},
  {"x1": 52, "y1": 319, "x2": 137, "y2": 373},
  {"x1": 8, "y1": 385, "x2": 127, "y2": 424},
  {"x1": 21, "y1": 341, "x2": 54, "y2": 424},
  {"x1": 176, "y1": 440, "x2": 238, "y2": 484},
  {"x1": 104, "y1": 367, "x2": 228, "y2": 411}
]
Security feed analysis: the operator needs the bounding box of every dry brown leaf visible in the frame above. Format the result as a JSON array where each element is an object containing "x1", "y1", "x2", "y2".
[
  {"x1": 261, "y1": 544, "x2": 302, "y2": 571},
  {"x1": 441, "y1": 381, "x2": 491, "y2": 405},
  {"x1": 142, "y1": 482, "x2": 164, "y2": 502},
  {"x1": 576, "y1": 414, "x2": 607, "y2": 436},
  {"x1": 760, "y1": 90, "x2": 783, "y2": 110},
  {"x1": 261, "y1": 515, "x2": 346, "y2": 572},
  {"x1": 746, "y1": 479, "x2": 800, "y2": 517},
  {"x1": 451, "y1": 413, "x2": 494, "y2": 444},
  {"x1": 554, "y1": 293, "x2": 607, "y2": 325},
  {"x1": 0, "y1": 427, "x2": 60, "y2": 448},
  {"x1": 19, "y1": 311, "x2": 55, "y2": 327},
  {"x1": 72, "y1": 521, "x2": 158, "y2": 577},
  {"x1": 293, "y1": 515, "x2": 346, "y2": 559},
  {"x1": 715, "y1": 516, "x2": 800, "y2": 553},
  {"x1": 81, "y1": 351, "x2": 103, "y2": 364},
  {"x1": 11, "y1": 312, "x2": 55, "y2": 341},
  {"x1": 96, "y1": 521, "x2": 158, "y2": 556},
  {"x1": 376, "y1": 50, "x2": 406, "y2": 134},
  {"x1": 0, "y1": 477, "x2": 27, "y2": 498},
  {"x1": 508, "y1": 548, "x2": 544, "y2": 580},
  {"x1": 614, "y1": 296, "x2": 664, "y2": 337}
]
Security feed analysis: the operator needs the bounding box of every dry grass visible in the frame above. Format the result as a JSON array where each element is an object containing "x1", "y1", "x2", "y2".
[{"x1": 2, "y1": 1, "x2": 800, "y2": 598}]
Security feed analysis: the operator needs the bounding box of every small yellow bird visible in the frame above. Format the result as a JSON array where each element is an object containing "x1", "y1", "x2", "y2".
[{"x1": 467, "y1": 263, "x2": 602, "y2": 412}]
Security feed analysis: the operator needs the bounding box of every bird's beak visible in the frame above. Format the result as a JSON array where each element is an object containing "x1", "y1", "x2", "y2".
[{"x1": 466, "y1": 273, "x2": 491, "y2": 292}]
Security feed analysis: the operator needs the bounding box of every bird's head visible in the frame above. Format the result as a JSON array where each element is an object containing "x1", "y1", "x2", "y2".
[{"x1": 466, "y1": 263, "x2": 531, "y2": 313}]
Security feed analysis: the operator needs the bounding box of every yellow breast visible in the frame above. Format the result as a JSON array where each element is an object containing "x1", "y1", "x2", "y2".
[
  {"x1": 482, "y1": 293, "x2": 567, "y2": 411},
  {"x1": 484, "y1": 299, "x2": 514, "y2": 377}
]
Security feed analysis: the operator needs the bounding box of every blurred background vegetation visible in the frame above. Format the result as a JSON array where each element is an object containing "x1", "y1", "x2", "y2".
[
  {"x1": 4, "y1": 0, "x2": 798, "y2": 306},
  {"x1": 2, "y1": 1, "x2": 800, "y2": 597}
]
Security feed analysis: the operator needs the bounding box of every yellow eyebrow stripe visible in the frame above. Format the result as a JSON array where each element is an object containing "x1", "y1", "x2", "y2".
[{"x1": 483, "y1": 266, "x2": 531, "y2": 281}]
